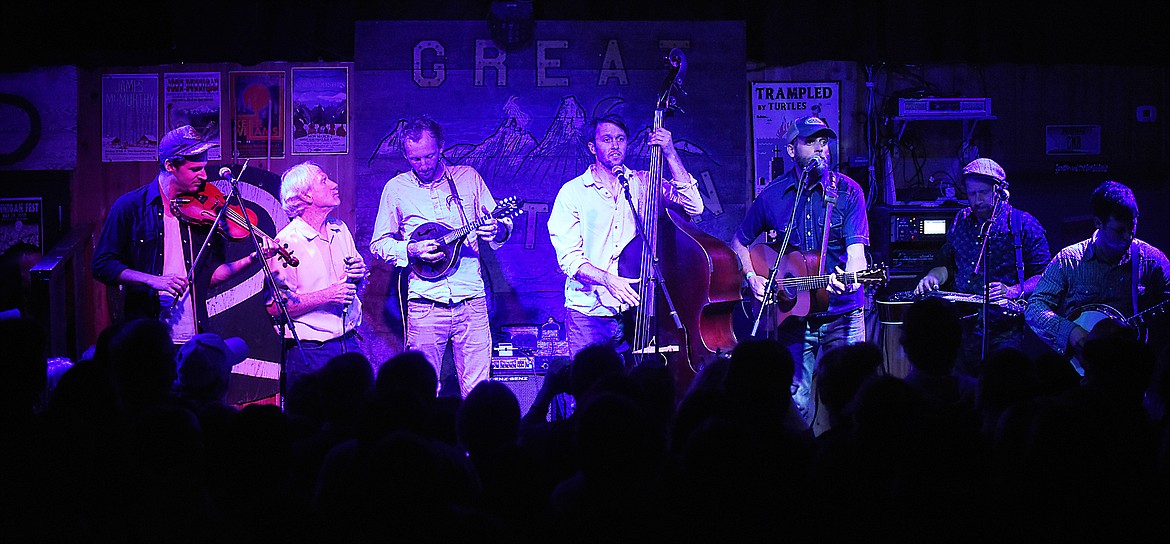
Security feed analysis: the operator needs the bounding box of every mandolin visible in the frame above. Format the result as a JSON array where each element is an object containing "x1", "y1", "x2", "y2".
[{"x1": 408, "y1": 196, "x2": 525, "y2": 280}]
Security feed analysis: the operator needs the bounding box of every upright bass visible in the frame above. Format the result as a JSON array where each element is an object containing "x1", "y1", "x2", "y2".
[{"x1": 616, "y1": 49, "x2": 743, "y2": 396}]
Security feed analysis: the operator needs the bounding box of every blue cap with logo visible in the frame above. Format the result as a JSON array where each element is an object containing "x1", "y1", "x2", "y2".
[{"x1": 783, "y1": 116, "x2": 837, "y2": 143}]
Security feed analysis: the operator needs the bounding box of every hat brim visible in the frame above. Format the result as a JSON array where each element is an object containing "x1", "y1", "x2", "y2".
[
  {"x1": 801, "y1": 128, "x2": 837, "y2": 140},
  {"x1": 222, "y1": 337, "x2": 249, "y2": 366},
  {"x1": 173, "y1": 141, "x2": 220, "y2": 157}
]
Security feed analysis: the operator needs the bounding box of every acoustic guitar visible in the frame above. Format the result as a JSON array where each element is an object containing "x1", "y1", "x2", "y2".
[
  {"x1": 747, "y1": 244, "x2": 888, "y2": 329},
  {"x1": 408, "y1": 196, "x2": 525, "y2": 280}
]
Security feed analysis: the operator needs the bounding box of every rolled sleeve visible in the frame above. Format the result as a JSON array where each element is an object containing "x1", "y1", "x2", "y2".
[{"x1": 662, "y1": 174, "x2": 704, "y2": 216}]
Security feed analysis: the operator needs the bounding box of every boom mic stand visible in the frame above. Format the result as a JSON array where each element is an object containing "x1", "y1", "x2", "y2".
[
  {"x1": 616, "y1": 167, "x2": 684, "y2": 362},
  {"x1": 972, "y1": 187, "x2": 1008, "y2": 364},
  {"x1": 751, "y1": 159, "x2": 820, "y2": 337},
  {"x1": 222, "y1": 161, "x2": 305, "y2": 409}
]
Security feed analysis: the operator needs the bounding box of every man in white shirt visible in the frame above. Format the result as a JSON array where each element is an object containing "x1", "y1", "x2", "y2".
[
  {"x1": 547, "y1": 113, "x2": 703, "y2": 359},
  {"x1": 268, "y1": 161, "x2": 367, "y2": 393}
]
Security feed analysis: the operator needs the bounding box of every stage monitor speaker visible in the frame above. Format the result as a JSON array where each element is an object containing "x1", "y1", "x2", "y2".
[{"x1": 491, "y1": 373, "x2": 544, "y2": 417}]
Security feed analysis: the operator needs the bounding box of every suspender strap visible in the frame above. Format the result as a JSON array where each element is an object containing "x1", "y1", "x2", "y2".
[{"x1": 1011, "y1": 207, "x2": 1025, "y2": 288}]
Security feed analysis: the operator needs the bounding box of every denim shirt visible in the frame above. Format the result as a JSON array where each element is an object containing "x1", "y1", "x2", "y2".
[
  {"x1": 735, "y1": 169, "x2": 869, "y2": 317},
  {"x1": 92, "y1": 179, "x2": 224, "y2": 326}
]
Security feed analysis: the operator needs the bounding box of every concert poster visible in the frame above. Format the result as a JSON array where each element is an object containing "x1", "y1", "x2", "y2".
[
  {"x1": 229, "y1": 71, "x2": 285, "y2": 159},
  {"x1": 291, "y1": 66, "x2": 349, "y2": 155},
  {"x1": 0, "y1": 197, "x2": 43, "y2": 254},
  {"x1": 750, "y1": 81, "x2": 841, "y2": 197},
  {"x1": 101, "y1": 74, "x2": 159, "y2": 162},
  {"x1": 163, "y1": 72, "x2": 222, "y2": 161}
]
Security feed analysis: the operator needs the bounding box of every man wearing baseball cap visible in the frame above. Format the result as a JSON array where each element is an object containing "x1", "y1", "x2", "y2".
[
  {"x1": 173, "y1": 332, "x2": 249, "y2": 407},
  {"x1": 729, "y1": 115, "x2": 871, "y2": 432},
  {"x1": 914, "y1": 157, "x2": 1050, "y2": 376},
  {"x1": 93, "y1": 125, "x2": 269, "y2": 345}
]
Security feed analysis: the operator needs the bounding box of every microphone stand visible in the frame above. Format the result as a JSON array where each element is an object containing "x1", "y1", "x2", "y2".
[
  {"x1": 751, "y1": 161, "x2": 818, "y2": 337},
  {"x1": 972, "y1": 191, "x2": 1006, "y2": 363},
  {"x1": 223, "y1": 161, "x2": 305, "y2": 409},
  {"x1": 170, "y1": 168, "x2": 244, "y2": 311},
  {"x1": 616, "y1": 167, "x2": 684, "y2": 361}
]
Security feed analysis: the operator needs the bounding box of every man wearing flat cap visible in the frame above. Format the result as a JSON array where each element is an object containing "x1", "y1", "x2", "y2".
[
  {"x1": 914, "y1": 157, "x2": 1050, "y2": 376},
  {"x1": 93, "y1": 125, "x2": 268, "y2": 346},
  {"x1": 730, "y1": 115, "x2": 870, "y2": 430}
]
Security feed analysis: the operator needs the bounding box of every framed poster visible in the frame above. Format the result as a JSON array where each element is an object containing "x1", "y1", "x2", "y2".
[
  {"x1": 0, "y1": 197, "x2": 42, "y2": 254},
  {"x1": 163, "y1": 72, "x2": 222, "y2": 161},
  {"x1": 101, "y1": 74, "x2": 159, "y2": 162},
  {"x1": 229, "y1": 71, "x2": 285, "y2": 159},
  {"x1": 292, "y1": 66, "x2": 349, "y2": 155},
  {"x1": 750, "y1": 81, "x2": 840, "y2": 197}
]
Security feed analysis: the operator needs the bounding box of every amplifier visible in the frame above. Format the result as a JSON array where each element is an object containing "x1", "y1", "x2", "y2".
[
  {"x1": 897, "y1": 97, "x2": 993, "y2": 120},
  {"x1": 490, "y1": 355, "x2": 535, "y2": 374}
]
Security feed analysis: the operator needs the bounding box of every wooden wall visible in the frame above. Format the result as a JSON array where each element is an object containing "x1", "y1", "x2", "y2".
[{"x1": 4, "y1": 50, "x2": 1169, "y2": 365}]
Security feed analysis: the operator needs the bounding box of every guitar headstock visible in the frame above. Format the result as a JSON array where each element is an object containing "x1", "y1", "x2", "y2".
[
  {"x1": 493, "y1": 196, "x2": 526, "y2": 220},
  {"x1": 855, "y1": 263, "x2": 889, "y2": 286}
]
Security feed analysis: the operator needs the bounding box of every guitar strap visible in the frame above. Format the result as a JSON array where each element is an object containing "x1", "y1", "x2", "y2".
[
  {"x1": 1131, "y1": 242, "x2": 1140, "y2": 317},
  {"x1": 816, "y1": 171, "x2": 838, "y2": 276},
  {"x1": 444, "y1": 167, "x2": 472, "y2": 232}
]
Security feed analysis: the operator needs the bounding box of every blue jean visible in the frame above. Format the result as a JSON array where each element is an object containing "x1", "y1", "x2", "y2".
[
  {"x1": 566, "y1": 309, "x2": 629, "y2": 360},
  {"x1": 777, "y1": 308, "x2": 866, "y2": 425},
  {"x1": 283, "y1": 332, "x2": 361, "y2": 396},
  {"x1": 407, "y1": 297, "x2": 492, "y2": 399}
]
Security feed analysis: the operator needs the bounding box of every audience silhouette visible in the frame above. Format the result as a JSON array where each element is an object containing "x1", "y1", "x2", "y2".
[{"x1": 11, "y1": 314, "x2": 1170, "y2": 540}]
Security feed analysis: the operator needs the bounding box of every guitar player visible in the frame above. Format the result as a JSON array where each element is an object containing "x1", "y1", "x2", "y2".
[
  {"x1": 730, "y1": 115, "x2": 870, "y2": 429},
  {"x1": 369, "y1": 117, "x2": 512, "y2": 399},
  {"x1": 1025, "y1": 180, "x2": 1170, "y2": 375},
  {"x1": 913, "y1": 158, "x2": 1051, "y2": 377}
]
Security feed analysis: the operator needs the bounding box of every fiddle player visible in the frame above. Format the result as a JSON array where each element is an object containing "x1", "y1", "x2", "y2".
[
  {"x1": 93, "y1": 125, "x2": 271, "y2": 346},
  {"x1": 728, "y1": 115, "x2": 869, "y2": 428},
  {"x1": 267, "y1": 161, "x2": 367, "y2": 392},
  {"x1": 547, "y1": 113, "x2": 702, "y2": 360},
  {"x1": 913, "y1": 158, "x2": 1050, "y2": 377}
]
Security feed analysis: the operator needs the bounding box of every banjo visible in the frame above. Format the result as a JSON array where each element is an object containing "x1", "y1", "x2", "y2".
[{"x1": 1067, "y1": 298, "x2": 1170, "y2": 373}]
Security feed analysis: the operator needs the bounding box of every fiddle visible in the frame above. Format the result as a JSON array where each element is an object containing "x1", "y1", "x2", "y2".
[{"x1": 171, "y1": 181, "x2": 299, "y2": 267}]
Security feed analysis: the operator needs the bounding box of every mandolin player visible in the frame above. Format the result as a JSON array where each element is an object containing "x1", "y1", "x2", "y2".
[
  {"x1": 369, "y1": 117, "x2": 512, "y2": 399},
  {"x1": 913, "y1": 158, "x2": 1051, "y2": 377}
]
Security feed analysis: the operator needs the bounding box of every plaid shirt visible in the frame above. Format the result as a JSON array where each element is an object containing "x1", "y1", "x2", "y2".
[{"x1": 1025, "y1": 234, "x2": 1170, "y2": 354}]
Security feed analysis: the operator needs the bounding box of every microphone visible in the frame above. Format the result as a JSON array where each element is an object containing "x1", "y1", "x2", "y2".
[
  {"x1": 996, "y1": 181, "x2": 1011, "y2": 201},
  {"x1": 612, "y1": 164, "x2": 630, "y2": 190},
  {"x1": 219, "y1": 167, "x2": 235, "y2": 182},
  {"x1": 342, "y1": 255, "x2": 359, "y2": 325},
  {"x1": 802, "y1": 156, "x2": 825, "y2": 172}
]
